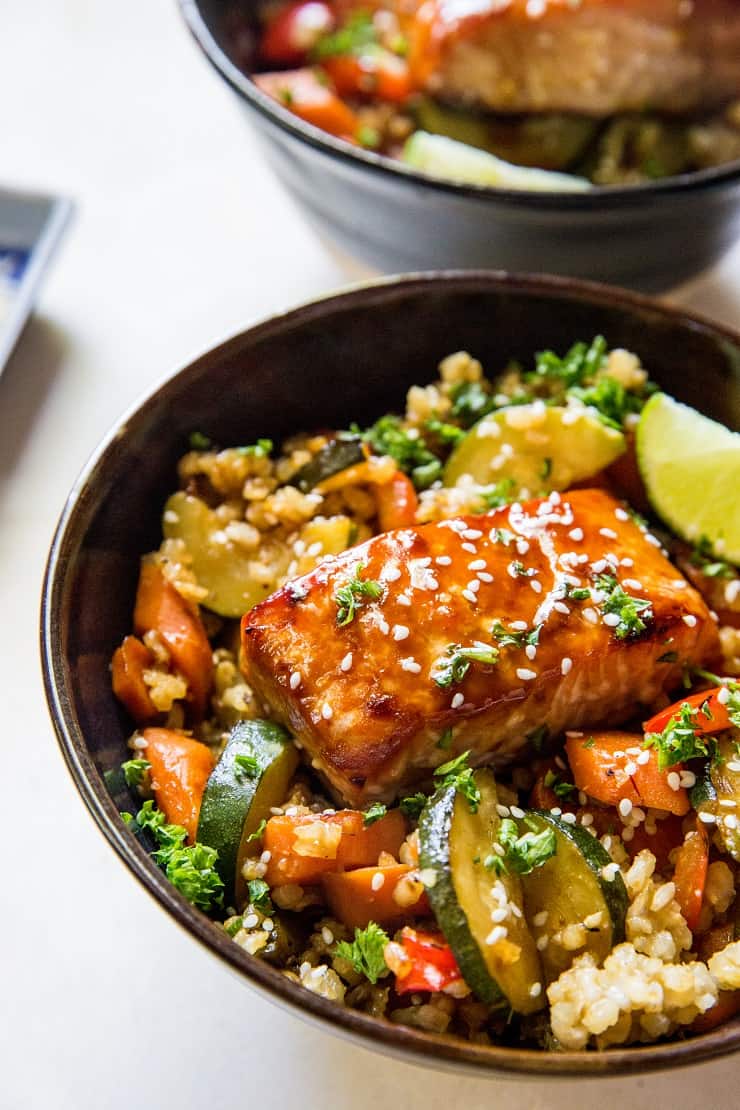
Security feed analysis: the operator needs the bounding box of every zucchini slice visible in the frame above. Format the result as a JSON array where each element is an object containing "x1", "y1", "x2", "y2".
[
  {"x1": 197, "y1": 720, "x2": 299, "y2": 905},
  {"x1": 291, "y1": 437, "x2": 365, "y2": 492},
  {"x1": 518, "y1": 812, "x2": 628, "y2": 984},
  {"x1": 419, "y1": 770, "x2": 544, "y2": 1014},
  {"x1": 691, "y1": 740, "x2": 740, "y2": 861}
]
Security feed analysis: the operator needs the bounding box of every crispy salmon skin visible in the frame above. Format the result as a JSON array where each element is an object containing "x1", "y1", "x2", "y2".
[
  {"x1": 402, "y1": 0, "x2": 740, "y2": 115},
  {"x1": 242, "y1": 489, "x2": 718, "y2": 807}
]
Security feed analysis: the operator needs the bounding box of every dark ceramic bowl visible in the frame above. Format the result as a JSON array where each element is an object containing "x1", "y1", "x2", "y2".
[
  {"x1": 178, "y1": 0, "x2": 740, "y2": 291},
  {"x1": 43, "y1": 272, "x2": 740, "y2": 1077}
]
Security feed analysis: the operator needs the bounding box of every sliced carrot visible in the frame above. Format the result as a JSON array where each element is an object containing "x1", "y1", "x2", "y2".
[
  {"x1": 254, "y1": 69, "x2": 359, "y2": 140},
  {"x1": 565, "y1": 731, "x2": 689, "y2": 816},
  {"x1": 691, "y1": 990, "x2": 740, "y2": 1035},
  {"x1": 264, "y1": 808, "x2": 406, "y2": 885},
  {"x1": 321, "y1": 49, "x2": 413, "y2": 103},
  {"x1": 112, "y1": 635, "x2": 157, "y2": 723},
  {"x1": 394, "y1": 928, "x2": 463, "y2": 995},
  {"x1": 375, "y1": 471, "x2": 419, "y2": 532},
  {"x1": 673, "y1": 824, "x2": 710, "y2": 933},
  {"x1": 322, "y1": 863, "x2": 430, "y2": 928},
  {"x1": 142, "y1": 728, "x2": 215, "y2": 843},
  {"x1": 644, "y1": 688, "x2": 734, "y2": 738},
  {"x1": 133, "y1": 561, "x2": 213, "y2": 719},
  {"x1": 626, "y1": 814, "x2": 684, "y2": 869}
]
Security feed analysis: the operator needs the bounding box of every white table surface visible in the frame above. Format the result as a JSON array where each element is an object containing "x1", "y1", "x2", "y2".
[{"x1": 3, "y1": 3, "x2": 740, "y2": 1107}]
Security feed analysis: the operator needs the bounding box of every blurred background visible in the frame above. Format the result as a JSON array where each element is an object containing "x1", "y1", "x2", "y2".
[{"x1": 2, "y1": 3, "x2": 739, "y2": 1108}]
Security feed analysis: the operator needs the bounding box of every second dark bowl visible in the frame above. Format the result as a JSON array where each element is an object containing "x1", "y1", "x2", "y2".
[{"x1": 179, "y1": 0, "x2": 740, "y2": 291}]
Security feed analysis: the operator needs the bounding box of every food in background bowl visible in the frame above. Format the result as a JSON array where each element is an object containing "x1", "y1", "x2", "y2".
[
  {"x1": 251, "y1": 0, "x2": 740, "y2": 187},
  {"x1": 110, "y1": 334, "x2": 740, "y2": 1052}
]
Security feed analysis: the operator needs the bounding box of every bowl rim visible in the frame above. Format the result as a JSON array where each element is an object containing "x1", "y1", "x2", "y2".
[
  {"x1": 177, "y1": 0, "x2": 740, "y2": 206},
  {"x1": 41, "y1": 270, "x2": 740, "y2": 1079}
]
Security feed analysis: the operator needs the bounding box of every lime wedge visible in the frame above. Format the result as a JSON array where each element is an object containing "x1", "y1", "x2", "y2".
[
  {"x1": 443, "y1": 403, "x2": 626, "y2": 495},
  {"x1": 636, "y1": 392, "x2": 740, "y2": 562}
]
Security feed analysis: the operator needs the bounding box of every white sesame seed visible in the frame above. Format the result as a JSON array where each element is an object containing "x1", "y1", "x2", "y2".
[
  {"x1": 682, "y1": 614, "x2": 697, "y2": 628},
  {"x1": 510, "y1": 805, "x2": 525, "y2": 819},
  {"x1": 461, "y1": 542, "x2": 477, "y2": 554},
  {"x1": 321, "y1": 703, "x2": 333, "y2": 720},
  {"x1": 463, "y1": 528, "x2": 483, "y2": 540},
  {"x1": 529, "y1": 983, "x2": 542, "y2": 998},
  {"x1": 620, "y1": 557, "x2": 634, "y2": 567},
  {"x1": 549, "y1": 807, "x2": 562, "y2": 816},
  {"x1": 467, "y1": 579, "x2": 481, "y2": 594},
  {"x1": 451, "y1": 692, "x2": 465, "y2": 709},
  {"x1": 290, "y1": 671, "x2": 302, "y2": 690},
  {"x1": 727, "y1": 761, "x2": 740, "y2": 773},
  {"x1": 561, "y1": 812, "x2": 577, "y2": 825},
  {"x1": 530, "y1": 580, "x2": 542, "y2": 594},
  {"x1": 618, "y1": 798, "x2": 633, "y2": 818},
  {"x1": 322, "y1": 926, "x2": 334, "y2": 945},
  {"x1": 511, "y1": 620, "x2": 528, "y2": 630},
  {"x1": 516, "y1": 667, "x2": 537, "y2": 681},
  {"x1": 614, "y1": 508, "x2": 629, "y2": 521},
  {"x1": 490, "y1": 906, "x2": 508, "y2": 923},
  {"x1": 260, "y1": 850, "x2": 272, "y2": 864},
  {"x1": 603, "y1": 612, "x2": 621, "y2": 628},
  {"x1": 561, "y1": 657, "x2": 573, "y2": 676},
  {"x1": 371, "y1": 871, "x2": 385, "y2": 891},
  {"x1": 516, "y1": 539, "x2": 530, "y2": 555},
  {"x1": 477, "y1": 571, "x2": 494, "y2": 583},
  {"x1": 583, "y1": 607, "x2": 599, "y2": 624},
  {"x1": 392, "y1": 624, "x2": 410, "y2": 641},
  {"x1": 525, "y1": 644, "x2": 537, "y2": 661},
  {"x1": 725, "y1": 814, "x2": 739, "y2": 830},
  {"x1": 698, "y1": 811, "x2": 717, "y2": 824},
  {"x1": 645, "y1": 533, "x2": 661, "y2": 547},
  {"x1": 383, "y1": 565, "x2": 401, "y2": 582},
  {"x1": 599, "y1": 527, "x2": 618, "y2": 540},
  {"x1": 680, "y1": 770, "x2": 697, "y2": 788},
  {"x1": 591, "y1": 558, "x2": 608, "y2": 573},
  {"x1": 666, "y1": 771, "x2": 681, "y2": 791},
  {"x1": 623, "y1": 579, "x2": 644, "y2": 591},
  {"x1": 580, "y1": 812, "x2": 594, "y2": 827},
  {"x1": 378, "y1": 617, "x2": 390, "y2": 634},
  {"x1": 468, "y1": 559, "x2": 486, "y2": 571},
  {"x1": 568, "y1": 527, "x2": 584, "y2": 542},
  {"x1": 536, "y1": 935, "x2": 549, "y2": 951},
  {"x1": 400, "y1": 657, "x2": 421, "y2": 674},
  {"x1": 533, "y1": 910, "x2": 548, "y2": 927},
  {"x1": 397, "y1": 594, "x2": 411, "y2": 606},
  {"x1": 340, "y1": 653, "x2": 353, "y2": 672},
  {"x1": 496, "y1": 805, "x2": 511, "y2": 818},
  {"x1": 636, "y1": 750, "x2": 650, "y2": 765},
  {"x1": 462, "y1": 589, "x2": 478, "y2": 604},
  {"x1": 486, "y1": 925, "x2": 508, "y2": 946},
  {"x1": 719, "y1": 799, "x2": 737, "y2": 808},
  {"x1": 243, "y1": 914, "x2": 259, "y2": 929},
  {"x1": 717, "y1": 686, "x2": 730, "y2": 706},
  {"x1": 436, "y1": 555, "x2": 452, "y2": 566},
  {"x1": 554, "y1": 601, "x2": 570, "y2": 615},
  {"x1": 602, "y1": 863, "x2": 620, "y2": 881}
]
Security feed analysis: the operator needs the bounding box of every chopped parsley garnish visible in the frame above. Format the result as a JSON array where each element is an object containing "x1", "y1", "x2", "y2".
[
  {"x1": 437, "y1": 727, "x2": 454, "y2": 750},
  {"x1": 400, "y1": 792, "x2": 427, "y2": 819},
  {"x1": 247, "y1": 879, "x2": 273, "y2": 915},
  {"x1": 312, "y1": 11, "x2": 377, "y2": 59},
  {"x1": 544, "y1": 770, "x2": 577, "y2": 798},
  {"x1": 335, "y1": 923, "x2": 390, "y2": 984},
  {"x1": 491, "y1": 527, "x2": 515, "y2": 546},
  {"x1": 334, "y1": 563, "x2": 383, "y2": 626},
  {"x1": 237, "y1": 438, "x2": 273, "y2": 458},
  {"x1": 121, "y1": 758, "x2": 150, "y2": 788},
  {"x1": 234, "y1": 753, "x2": 260, "y2": 778},
  {"x1": 133, "y1": 801, "x2": 224, "y2": 910},
  {"x1": 583, "y1": 736, "x2": 596, "y2": 749},
  {"x1": 491, "y1": 620, "x2": 541, "y2": 650},
  {"x1": 595, "y1": 573, "x2": 653, "y2": 640},
  {"x1": 510, "y1": 560, "x2": 530, "y2": 577},
  {"x1": 540, "y1": 457, "x2": 552, "y2": 480},
  {"x1": 425, "y1": 418, "x2": 466, "y2": 446},
  {"x1": 569, "y1": 375, "x2": 643, "y2": 431},
  {"x1": 362, "y1": 414, "x2": 442, "y2": 489},
  {"x1": 642, "y1": 702, "x2": 711, "y2": 770},
  {"x1": 486, "y1": 817, "x2": 557, "y2": 876},
  {"x1": 449, "y1": 380, "x2": 497, "y2": 427},
  {"x1": 189, "y1": 430, "x2": 212, "y2": 450},
  {"x1": 561, "y1": 582, "x2": 591, "y2": 602},
  {"x1": 224, "y1": 916, "x2": 244, "y2": 937},
  {"x1": 527, "y1": 725, "x2": 549, "y2": 753},
  {"x1": 432, "y1": 642, "x2": 499, "y2": 687},
  {"x1": 479, "y1": 479, "x2": 517, "y2": 511},
  {"x1": 690, "y1": 536, "x2": 735, "y2": 580},
  {"x1": 529, "y1": 336, "x2": 607, "y2": 390},
  {"x1": 434, "y1": 750, "x2": 480, "y2": 813},
  {"x1": 363, "y1": 802, "x2": 387, "y2": 826},
  {"x1": 246, "y1": 818, "x2": 268, "y2": 843}
]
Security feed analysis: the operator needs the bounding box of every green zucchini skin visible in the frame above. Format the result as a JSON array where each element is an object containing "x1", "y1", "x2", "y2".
[
  {"x1": 418, "y1": 781, "x2": 506, "y2": 1009},
  {"x1": 197, "y1": 719, "x2": 298, "y2": 904},
  {"x1": 291, "y1": 438, "x2": 365, "y2": 492},
  {"x1": 419, "y1": 771, "x2": 544, "y2": 1013},
  {"x1": 691, "y1": 743, "x2": 740, "y2": 861},
  {"x1": 527, "y1": 811, "x2": 629, "y2": 948}
]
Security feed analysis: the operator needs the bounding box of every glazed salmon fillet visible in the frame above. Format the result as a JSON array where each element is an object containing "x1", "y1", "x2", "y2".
[
  {"x1": 401, "y1": 0, "x2": 740, "y2": 115},
  {"x1": 242, "y1": 489, "x2": 719, "y2": 807}
]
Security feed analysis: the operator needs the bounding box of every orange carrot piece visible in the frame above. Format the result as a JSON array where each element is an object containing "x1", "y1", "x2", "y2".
[
  {"x1": 254, "y1": 69, "x2": 359, "y2": 140},
  {"x1": 321, "y1": 50, "x2": 413, "y2": 103},
  {"x1": 322, "y1": 863, "x2": 430, "y2": 928},
  {"x1": 644, "y1": 688, "x2": 734, "y2": 739},
  {"x1": 264, "y1": 808, "x2": 406, "y2": 886},
  {"x1": 142, "y1": 728, "x2": 215, "y2": 843},
  {"x1": 673, "y1": 824, "x2": 710, "y2": 933},
  {"x1": 376, "y1": 471, "x2": 419, "y2": 532},
  {"x1": 565, "y1": 731, "x2": 689, "y2": 816},
  {"x1": 112, "y1": 635, "x2": 157, "y2": 723},
  {"x1": 626, "y1": 814, "x2": 684, "y2": 869},
  {"x1": 133, "y1": 561, "x2": 213, "y2": 719},
  {"x1": 691, "y1": 990, "x2": 740, "y2": 1035}
]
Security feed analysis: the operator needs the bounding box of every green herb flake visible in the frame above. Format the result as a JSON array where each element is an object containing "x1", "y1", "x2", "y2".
[
  {"x1": 479, "y1": 479, "x2": 517, "y2": 511},
  {"x1": 237, "y1": 438, "x2": 273, "y2": 458},
  {"x1": 247, "y1": 879, "x2": 273, "y2": 915},
  {"x1": 595, "y1": 573, "x2": 653, "y2": 640},
  {"x1": 130, "y1": 800, "x2": 224, "y2": 911},
  {"x1": 642, "y1": 702, "x2": 711, "y2": 771},
  {"x1": 121, "y1": 758, "x2": 151, "y2": 788},
  {"x1": 434, "y1": 750, "x2": 480, "y2": 813},
  {"x1": 432, "y1": 642, "x2": 499, "y2": 688},
  {"x1": 437, "y1": 727, "x2": 454, "y2": 751},
  {"x1": 312, "y1": 11, "x2": 377, "y2": 60},
  {"x1": 334, "y1": 563, "x2": 383, "y2": 626},
  {"x1": 689, "y1": 536, "x2": 735, "y2": 580},
  {"x1": 363, "y1": 802, "x2": 388, "y2": 826},
  {"x1": 246, "y1": 818, "x2": 268, "y2": 843},
  {"x1": 400, "y1": 792, "x2": 427, "y2": 819},
  {"x1": 527, "y1": 725, "x2": 549, "y2": 754},
  {"x1": 234, "y1": 753, "x2": 260, "y2": 778},
  {"x1": 449, "y1": 380, "x2": 497, "y2": 427},
  {"x1": 335, "y1": 922, "x2": 390, "y2": 984},
  {"x1": 583, "y1": 736, "x2": 595, "y2": 749},
  {"x1": 189, "y1": 431, "x2": 212, "y2": 450},
  {"x1": 362, "y1": 414, "x2": 442, "y2": 489},
  {"x1": 425, "y1": 418, "x2": 466, "y2": 446},
  {"x1": 491, "y1": 620, "x2": 542, "y2": 651},
  {"x1": 224, "y1": 916, "x2": 244, "y2": 937},
  {"x1": 530, "y1": 336, "x2": 608, "y2": 390},
  {"x1": 486, "y1": 818, "x2": 557, "y2": 876}
]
